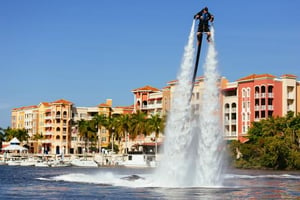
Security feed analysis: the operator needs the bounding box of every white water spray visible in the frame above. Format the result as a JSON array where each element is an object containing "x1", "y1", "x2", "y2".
[
  {"x1": 154, "y1": 22, "x2": 225, "y2": 187},
  {"x1": 196, "y1": 26, "x2": 225, "y2": 186},
  {"x1": 153, "y1": 20, "x2": 196, "y2": 187}
]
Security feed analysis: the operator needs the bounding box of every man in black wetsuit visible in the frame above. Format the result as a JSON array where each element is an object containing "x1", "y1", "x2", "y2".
[{"x1": 194, "y1": 7, "x2": 214, "y2": 43}]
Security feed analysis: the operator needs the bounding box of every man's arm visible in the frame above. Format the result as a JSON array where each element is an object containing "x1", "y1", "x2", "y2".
[
  {"x1": 209, "y1": 13, "x2": 214, "y2": 22},
  {"x1": 194, "y1": 11, "x2": 203, "y2": 19}
]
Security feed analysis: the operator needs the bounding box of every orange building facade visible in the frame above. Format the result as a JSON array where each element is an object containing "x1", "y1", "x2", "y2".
[
  {"x1": 132, "y1": 73, "x2": 299, "y2": 142},
  {"x1": 10, "y1": 73, "x2": 300, "y2": 153}
]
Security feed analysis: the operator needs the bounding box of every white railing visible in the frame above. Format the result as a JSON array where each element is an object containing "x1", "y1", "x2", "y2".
[
  {"x1": 44, "y1": 123, "x2": 52, "y2": 127},
  {"x1": 45, "y1": 131, "x2": 53, "y2": 136}
]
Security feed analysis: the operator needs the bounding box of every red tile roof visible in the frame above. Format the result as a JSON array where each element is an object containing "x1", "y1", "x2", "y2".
[
  {"x1": 237, "y1": 74, "x2": 276, "y2": 82},
  {"x1": 52, "y1": 99, "x2": 73, "y2": 105},
  {"x1": 132, "y1": 85, "x2": 160, "y2": 92},
  {"x1": 98, "y1": 103, "x2": 110, "y2": 107},
  {"x1": 12, "y1": 105, "x2": 37, "y2": 111},
  {"x1": 281, "y1": 74, "x2": 297, "y2": 79}
]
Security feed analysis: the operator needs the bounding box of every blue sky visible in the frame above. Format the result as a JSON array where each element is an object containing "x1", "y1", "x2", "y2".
[{"x1": 1, "y1": 0, "x2": 300, "y2": 128}]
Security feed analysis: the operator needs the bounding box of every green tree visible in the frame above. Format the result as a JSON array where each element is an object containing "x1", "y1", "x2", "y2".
[
  {"x1": 77, "y1": 119, "x2": 97, "y2": 153},
  {"x1": 130, "y1": 111, "x2": 148, "y2": 140},
  {"x1": 146, "y1": 114, "x2": 165, "y2": 155},
  {"x1": 92, "y1": 114, "x2": 107, "y2": 151},
  {"x1": 230, "y1": 111, "x2": 300, "y2": 170},
  {"x1": 103, "y1": 115, "x2": 119, "y2": 153},
  {"x1": 114, "y1": 114, "x2": 131, "y2": 154},
  {"x1": 4, "y1": 127, "x2": 29, "y2": 142},
  {"x1": 0, "y1": 127, "x2": 5, "y2": 149}
]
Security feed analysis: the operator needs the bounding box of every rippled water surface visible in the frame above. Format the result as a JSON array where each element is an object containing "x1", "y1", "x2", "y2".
[{"x1": 0, "y1": 166, "x2": 299, "y2": 199}]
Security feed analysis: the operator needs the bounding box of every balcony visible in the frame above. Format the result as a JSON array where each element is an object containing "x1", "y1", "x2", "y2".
[
  {"x1": 287, "y1": 93, "x2": 295, "y2": 99},
  {"x1": 44, "y1": 131, "x2": 53, "y2": 136},
  {"x1": 44, "y1": 123, "x2": 52, "y2": 127},
  {"x1": 255, "y1": 93, "x2": 260, "y2": 98},
  {"x1": 41, "y1": 139, "x2": 52, "y2": 144},
  {"x1": 45, "y1": 116, "x2": 52, "y2": 120},
  {"x1": 268, "y1": 105, "x2": 274, "y2": 110},
  {"x1": 224, "y1": 120, "x2": 229, "y2": 125},
  {"x1": 268, "y1": 93, "x2": 274, "y2": 98}
]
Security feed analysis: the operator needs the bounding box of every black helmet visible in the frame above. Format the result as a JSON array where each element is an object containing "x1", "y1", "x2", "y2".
[{"x1": 204, "y1": 7, "x2": 208, "y2": 11}]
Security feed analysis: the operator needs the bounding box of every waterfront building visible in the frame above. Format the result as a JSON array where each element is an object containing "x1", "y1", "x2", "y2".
[
  {"x1": 70, "y1": 99, "x2": 115, "y2": 154},
  {"x1": 11, "y1": 99, "x2": 73, "y2": 154},
  {"x1": 9, "y1": 73, "x2": 300, "y2": 154},
  {"x1": 235, "y1": 74, "x2": 299, "y2": 141},
  {"x1": 141, "y1": 73, "x2": 299, "y2": 142},
  {"x1": 132, "y1": 85, "x2": 163, "y2": 117}
]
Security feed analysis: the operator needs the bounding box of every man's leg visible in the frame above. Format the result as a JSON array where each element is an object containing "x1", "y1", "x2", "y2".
[
  {"x1": 197, "y1": 32, "x2": 202, "y2": 45},
  {"x1": 206, "y1": 32, "x2": 211, "y2": 42}
]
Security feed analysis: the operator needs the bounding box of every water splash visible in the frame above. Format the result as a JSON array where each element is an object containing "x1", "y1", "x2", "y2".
[
  {"x1": 196, "y1": 26, "x2": 225, "y2": 186},
  {"x1": 153, "y1": 20, "x2": 196, "y2": 187},
  {"x1": 154, "y1": 23, "x2": 225, "y2": 187}
]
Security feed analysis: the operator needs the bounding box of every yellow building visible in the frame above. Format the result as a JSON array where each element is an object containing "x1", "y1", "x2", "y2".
[{"x1": 11, "y1": 99, "x2": 73, "y2": 154}]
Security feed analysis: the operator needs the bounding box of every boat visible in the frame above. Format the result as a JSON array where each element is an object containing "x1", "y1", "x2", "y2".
[
  {"x1": 0, "y1": 161, "x2": 7, "y2": 165},
  {"x1": 20, "y1": 160, "x2": 37, "y2": 166},
  {"x1": 6, "y1": 160, "x2": 21, "y2": 166},
  {"x1": 50, "y1": 160, "x2": 71, "y2": 167},
  {"x1": 35, "y1": 160, "x2": 50, "y2": 167},
  {"x1": 70, "y1": 159, "x2": 98, "y2": 167},
  {"x1": 121, "y1": 153, "x2": 156, "y2": 168}
]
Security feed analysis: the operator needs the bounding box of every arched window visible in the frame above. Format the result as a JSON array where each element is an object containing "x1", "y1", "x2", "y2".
[
  {"x1": 247, "y1": 88, "x2": 250, "y2": 97},
  {"x1": 242, "y1": 89, "x2": 246, "y2": 97}
]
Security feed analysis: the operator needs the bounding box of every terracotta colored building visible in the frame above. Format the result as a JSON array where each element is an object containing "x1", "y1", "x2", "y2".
[{"x1": 132, "y1": 85, "x2": 163, "y2": 116}]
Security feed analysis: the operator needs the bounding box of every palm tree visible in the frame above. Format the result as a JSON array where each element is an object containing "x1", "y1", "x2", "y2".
[
  {"x1": 77, "y1": 119, "x2": 97, "y2": 154},
  {"x1": 147, "y1": 114, "x2": 165, "y2": 156},
  {"x1": 31, "y1": 133, "x2": 43, "y2": 153},
  {"x1": 115, "y1": 114, "x2": 131, "y2": 154},
  {"x1": 130, "y1": 111, "x2": 148, "y2": 140},
  {"x1": 0, "y1": 127, "x2": 5, "y2": 150},
  {"x1": 92, "y1": 114, "x2": 107, "y2": 152},
  {"x1": 103, "y1": 115, "x2": 119, "y2": 153},
  {"x1": 4, "y1": 127, "x2": 29, "y2": 142}
]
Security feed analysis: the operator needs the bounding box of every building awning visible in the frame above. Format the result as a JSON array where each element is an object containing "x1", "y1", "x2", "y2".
[
  {"x1": 222, "y1": 87, "x2": 236, "y2": 92},
  {"x1": 133, "y1": 142, "x2": 162, "y2": 147},
  {"x1": 238, "y1": 136, "x2": 249, "y2": 143}
]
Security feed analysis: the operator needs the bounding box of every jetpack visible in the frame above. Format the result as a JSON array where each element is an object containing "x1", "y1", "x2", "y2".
[
  {"x1": 192, "y1": 33, "x2": 203, "y2": 85},
  {"x1": 189, "y1": 33, "x2": 203, "y2": 101}
]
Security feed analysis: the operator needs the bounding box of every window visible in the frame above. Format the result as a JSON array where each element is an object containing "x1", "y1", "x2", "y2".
[{"x1": 242, "y1": 89, "x2": 246, "y2": 97}]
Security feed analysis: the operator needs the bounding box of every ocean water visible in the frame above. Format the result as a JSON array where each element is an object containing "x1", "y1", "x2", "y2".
[{"x1": 0, "y1": 166, "x2": 299, "y2": 199}]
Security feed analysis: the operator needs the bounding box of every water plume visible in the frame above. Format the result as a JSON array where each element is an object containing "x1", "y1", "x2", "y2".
[{"x1": 154, "y1": 23, "x2": 225, "y2": 187}]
